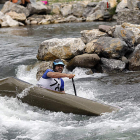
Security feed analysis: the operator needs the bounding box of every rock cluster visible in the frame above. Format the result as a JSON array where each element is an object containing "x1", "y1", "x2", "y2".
[
  {"x1": 36, "y1": 22, "x2": 140, "y2": 80},
  {"x1": 116, "y1": 0, "x2": 140, "y2": 24},
  {"x1": 0, "y1": 0, "x2": 140, "y2": 27},
  {"x1": 0, "y1": 0, "x2": 113, "y2": 27}
]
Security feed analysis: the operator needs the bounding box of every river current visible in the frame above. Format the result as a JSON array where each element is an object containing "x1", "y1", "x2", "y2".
[{"x1": 0, "y1": 4, "x2": 140, "y2": 139}]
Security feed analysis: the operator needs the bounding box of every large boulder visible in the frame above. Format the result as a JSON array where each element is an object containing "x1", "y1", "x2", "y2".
[
  {"x1": 128, "y1": 44, "x2": 140, "y2": 71},
  {"x1": 80, "y1": 29, "x2": 107, "y2": 44},
  {"x1": 61, "y1": 4, "x2": 72, "y2": 17},
  {"x1": 51, "y1": 3, "x2": 61, "y2": 15},
  {"x1": 37, "y1": 38, "x2": 85, "y2": 61},
  {"x1": 115, "y1": 0, "x2": 127, "y2": 13},
  {"x1": 66, "y1": 53, "x2": 100, "y2": 71},
  {"x1": 27, "y1": 2, "x2": 51, "y2": 15},
  {"x1": 85, "y1": 37, "x2": 131, "y2": 59},
  {"x1": 72, "y1": 2, "x2": 85, "y2": 17},
  {"x1": 117, "y1": 9, "x2": 140, "y2": 24},
  {"x1": 1, "y1": 1, "x2": 30, "y2": 17},
  {"x1": 36, "y1": 61, "x2": 53, "y2": 81},
  {"x1": 86, "y1": 9, "x2": 103, "y2": 21},
  {"x1": 101, "y1": 58, "x2": 126, "y2": 73},
  {"x1": 83, "y1": 1, "x2": 108, "y2": 18},
  {"x1": 127, "y1": 0, "x2": 139, "y2": 10},
  {"x1": 83, "y1": 2, "x2": 98, "y2": 17},
  {"x1": 0, "y1": 14, "x2": 21, "y2": 27},
  {"x1": 6, "y1": 11, "x2": 26, "y2": 22},
  {"x1": 113, "y1": 25, "x2": 136, "y2": 48},
  {"x1": 121, "y1": 22, "x2": 140, "y2": 44}
]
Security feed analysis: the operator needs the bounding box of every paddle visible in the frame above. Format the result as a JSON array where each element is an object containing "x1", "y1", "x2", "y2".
[{"x1": 72, "y1": 78, "x2": 77, "y2": 96}]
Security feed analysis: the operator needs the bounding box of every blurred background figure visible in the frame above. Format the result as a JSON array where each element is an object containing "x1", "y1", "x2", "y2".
[
  {"x1": 41, "y1": 1, "x2": 48, "y2": 5},
  {"x1": 9, "y1": 0, "x2": 30, "y2": 6},
  {"x1": 9, "y1": 0, "x2": 18, "y2": 3}
]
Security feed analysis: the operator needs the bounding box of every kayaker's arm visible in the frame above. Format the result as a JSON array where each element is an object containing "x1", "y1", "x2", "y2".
[{"x1": 47, "y1": 72, "x2": 75, "y2": 79}]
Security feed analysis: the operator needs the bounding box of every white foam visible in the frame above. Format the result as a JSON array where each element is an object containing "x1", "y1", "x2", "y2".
[
  {"x1": 16, "y1": 65, "x2": 38, "y2": 85},
  {"x1": 12, "y1": 64, "x2": 140, "y2": 139},
  {"x1": 17, "y1": 85, "x2": 35, "y2": 98}
]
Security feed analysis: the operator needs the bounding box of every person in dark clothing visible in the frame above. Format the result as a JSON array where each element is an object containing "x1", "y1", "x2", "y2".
[{"x1": 9, "y1": 0, "x2": 30, "y2": 7}]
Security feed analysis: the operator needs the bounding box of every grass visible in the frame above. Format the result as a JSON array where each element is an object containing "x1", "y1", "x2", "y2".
[{"x1": 37, "y1": 0, "x2": 102, "y2": 5}]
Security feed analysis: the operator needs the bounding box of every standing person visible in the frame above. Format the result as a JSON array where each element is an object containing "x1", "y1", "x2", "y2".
[
  {"x1": 9, "y1": 0, "x2": 18, "y2": 3},
  {"x1": 37, "y1": 59, "x2": 75, "y2": 93},
  {"x1": 20, "y1": 0, "x2": 30, "y2": 6},
  {"x1": 9, "y1": 0, "x2": 30, "y2": 6}
]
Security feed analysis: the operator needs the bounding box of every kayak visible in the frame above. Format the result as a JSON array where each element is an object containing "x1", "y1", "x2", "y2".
[{"x1": 0, "y1": 77, "x2": 119, "y2": 116}]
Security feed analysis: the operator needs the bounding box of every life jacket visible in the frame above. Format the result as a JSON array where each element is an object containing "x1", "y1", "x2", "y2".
[{"x1": 37, "y1": 77, "x2": 62, "y2": 91}]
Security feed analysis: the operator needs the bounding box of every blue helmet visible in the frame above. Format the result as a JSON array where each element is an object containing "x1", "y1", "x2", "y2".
[{"x1": 53, "y1": 59, "x2": 65, "y2": 70}]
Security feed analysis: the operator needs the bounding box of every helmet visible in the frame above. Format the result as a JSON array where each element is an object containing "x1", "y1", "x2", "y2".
[{"x1": 53, "y1": 59, "x2": 65, "y2": 70}]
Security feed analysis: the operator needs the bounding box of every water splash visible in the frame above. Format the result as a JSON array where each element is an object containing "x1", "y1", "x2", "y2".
[
  {"x1": 16, "y1": 65, "x2": 38, "y2": 85},
  {"x1": 17, "y1": 85, "x2": 35, "y2": 98}
]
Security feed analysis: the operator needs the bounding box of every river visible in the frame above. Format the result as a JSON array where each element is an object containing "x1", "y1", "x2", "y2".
[{"x1": 0, "y1": 4, "x2": 140, "y2": 140}]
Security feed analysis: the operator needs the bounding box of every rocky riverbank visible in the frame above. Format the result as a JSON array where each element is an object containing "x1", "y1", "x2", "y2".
[
  {"x1": 36, "y1": 22, "x2": 140, "y2": 80},
  {"x1": 0, "y1": 0, "x2": 140, "y2": 27}
]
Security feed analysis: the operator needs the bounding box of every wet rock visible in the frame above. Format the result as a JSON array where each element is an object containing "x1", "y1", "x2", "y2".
[
  {"x1": 37, "y1": 38, "x2": 85, "y2": 61},
  {"x1": 99, "y1": 25, "x2": 112, "y2": 32},
  {"x1": 128, "y1": 44, "x2": 140, "y2": 71},
  {"x1": 113, "y1": 25, "x2": 136, "y2": 48},
  {"x1": 6, "y1": 11, "x2": 26, "y2": 22},
  {"x1": 0, "y1": 14, "x2": 20, "y2": 27},
  {"x1": 83, "y1": 1, "x2": 107, "y2": 18},
  {"x1": 72, "y1": 2, "x2": 85, "y2": 17},
  {"x1": 66, "y1": 54, "x2": 100, "y2": 71},
  {"x1": 101, "y1": 58, "x2": 126, "y2": 73},
  {"x1": 89, "y1": 37, "x2": 130, "y2": 59},
  {"x1": 65, "y1": 15, "x2": 77, "y2": 22},
  {"x1": 121, "y1": 22, "x2": 140, "y2": 45},
  {"x1": 85, "y1": 39, "x2": 100, "y2": 54},
  {"x1": 115, "y1": 0, "x2": 127, "y2": 13},
  {"x1": 27, "y1": 2, "x2": 51, "y2": 15},
  {"x1": 39, "y1": 18, "x2": 51, "y2": 24},
  {"x1": 83, "y1": 2, "x2": 98, "y2": 17},
  {"x1": 28, "y1": 14, "x2": 45, "y2": 23},
  {"x1": 121, "y1": 56, "x2": 128, "y2": 64},
  {"x1": 87, "y1": 2, "x2": 98, "y2": 7},
  {"x1": 137, "y1": 2, "x2": 140, "y2": 9},
  {"x1": 36, "y1": 61, "x2": 53, "y2": 81},
  {"x1": 117, "y1": 9, "x2": 140, "y2": 24},
  {"x1": 30, "y1": 20, "x2": 38, "y2": 24},
  {"x1": 80, "y1": 29, "x2": 107, "y2": 44},
  {"x1": 61, "y1": 4, "x2": 72, "y2": 17},
  {"x1": 127, "y1": 0, "x2": 138, "y2": 10},
  {"x1": 107, "y1": 26, "x2": 116, "y2": 37},
  {"x1": 86, "y1": 9, "x2": 103, "y2": 21},
  {"x1": 52, "y1": 3, "x2": 61, "y2": 15},
  {"x1": 1, "y1": 1, "x2": 30, "y2": 17}
]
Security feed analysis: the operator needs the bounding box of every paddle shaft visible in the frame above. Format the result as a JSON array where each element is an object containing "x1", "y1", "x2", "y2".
[{"x1": 72, "y1": 78, "x2": 77, "y2": 96}]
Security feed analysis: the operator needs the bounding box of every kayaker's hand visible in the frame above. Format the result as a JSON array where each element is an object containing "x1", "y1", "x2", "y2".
[{"x1": 67, "y1": 74, "x2": 75, "y2": 79}]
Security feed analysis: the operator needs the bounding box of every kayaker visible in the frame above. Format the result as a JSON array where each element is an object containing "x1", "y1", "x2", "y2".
[{"x1": 37, "y1": 59, "x2": 75, "y2": 93}]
